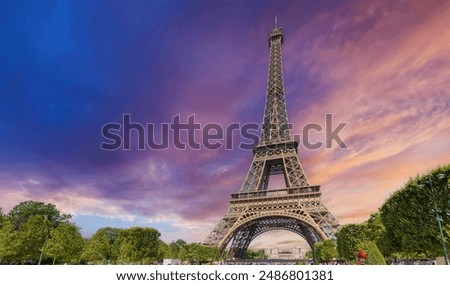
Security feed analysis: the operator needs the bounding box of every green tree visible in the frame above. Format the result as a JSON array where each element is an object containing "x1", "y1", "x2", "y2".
[
  {"x1": 245, "y1": 249, "x2": 266, "y2": 260},
  {"x1": 0, "y1": 220, "x2": 19, "y2": 264},
  {"x1": 8, "y1": 201, "x2": 71, "y2": 229},
  {"x1": 208, "y1": 246, "x2": 223, "y2": 262},
  {"x1": 314, "y1": 240, "x2": 338, "y2": 263},
  {"x1": 81, "y1": 227, "x2": 122, "y2": 264},
  {"x1": 46, "y1": 222, "x2": 84, "y2": 264},
  {"x1": 158, "y1": 240, "x2": 170, "y2": 260},
  {"x1": 81, "y1": 231, "x2": 111, "y2": 264},
  {"x1": 114, "y1": 227, "x2": 161, "y2": 264},
  {"x1": 15, "y1": 215, "x2": 48, "y2": 264},
  {"x1": 184, "y1": 243, "x2": 222, "y2": 264},
  {"x1": 99, "y1": 227, "x2": 121, "y2": 245},
  {"x1": 166, "y1": 242, "x2": 178, "y2": 259},
  {"x1": 365, "y1": 213, "x2": 384, "y2": 243},
  {"x1": 357, "y1": 241, "x2": 386, "y2": 265},
  {"x1": 169, "y1": 239, "x2": 187, "y2": 259},
  {"x1": 160, "y1": 240, "x2": 222, "y2": 264},
  {"x1": 380, "y1": 165, "x2": 450, "y2": 258},
  {"x1": 185, "y1": 243, "x2": 205, "y2": 264},
  {"x1": 336, "y1": 223, "x2": 367, "y2": 261}
]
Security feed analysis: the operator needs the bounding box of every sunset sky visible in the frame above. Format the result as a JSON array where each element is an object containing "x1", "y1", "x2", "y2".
[{"x1": 1, "y1": 0, "x2": 449, "y2": 249}]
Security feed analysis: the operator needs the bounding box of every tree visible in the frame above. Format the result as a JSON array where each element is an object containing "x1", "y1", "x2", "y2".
[
  {"x1": 160, "y1": 240, "x2": 221, "y2": 264},
  {"x1": 165, "y1": 239, "x2": 188, "y2": 260},
  {"x1": 15, "y1": 215, "x2": 48, "y2": 264},
  {"x1": 46, "y1": 222, "x2": 84, "y2": 264},
  {"x1": 380, "y1": 165, "x2": 450, "y2": 258},
  {"x1": 314, "y1": 240, "x2": 338, "y2": 263},
  {"x1": 336, "y1": 223, "x2": 367, "y2": 261},
  {"x1": 81, "y1": 231, "x2": 111, "y2": 264},
  {"x1": 183, "y1": 243, "x2": 222, "y2": 264},
  {"x1": 357, "y1": 241, "x2": 386, "y2": 265},
  {"x1": 245, "y1": 249, "x2": 266, "y2": 260},
  {"x1": 189, "y1": 243, "x2": 221, "y2": 264},
  {"x1": 8, "y1": 201, "x2": 71, "y2": 229},
  {"x1": 363, "y1": 212, "x2": 391, "y2": 256},
  {"x1": 174, "y1": 239, "x2": 187, "y2": 258},
  {"x1": 114, "y1": 227, "x2": 161, "y2": 264},
  {"x1": 81, "y1": 227, "x2": 122, "y2": 264},
  {"x1": 185, "y1": 243, "x2": 206, "y2": 264},
  {"x1": 98, "y1": 227, "x2": 121, "y2": 245},
  {"x1": 0, "y1": 220, "x2": 19, "y2": 264},
  {"x1": 158, "y1": 240, "x2": 170, "y2": 261},
  {"x1": 0, "y1": 201, "x2": 75, "y2": 264},
  {"x1": 364, "y1": 213, "x2": 384, "y2": 243}
]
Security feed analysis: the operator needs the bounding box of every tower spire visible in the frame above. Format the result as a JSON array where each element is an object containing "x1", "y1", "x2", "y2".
[{"x1": 260, "y1": 21, "x2": 290, "y2": 146}]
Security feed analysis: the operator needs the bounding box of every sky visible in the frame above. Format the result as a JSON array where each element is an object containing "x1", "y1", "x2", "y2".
[{"x1": 1, "y1": 0, "x2": 450, "y2": 250}]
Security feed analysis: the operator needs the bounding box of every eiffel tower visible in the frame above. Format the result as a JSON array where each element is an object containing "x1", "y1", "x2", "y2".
[{"x1": 204, "y1": 21, "x2": 340, "y2": 259}]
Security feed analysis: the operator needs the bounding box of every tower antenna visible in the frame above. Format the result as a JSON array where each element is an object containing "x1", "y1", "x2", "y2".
[{"x1": 275, "y1": 15, "x2": 278, "y2": 27}]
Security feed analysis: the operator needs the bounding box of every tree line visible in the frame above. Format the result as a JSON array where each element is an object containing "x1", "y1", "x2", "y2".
[
  {"x1": 0, "y1": 201, "x2": 221, "y2": 264},
  {"x1": 1, "y1": 164, "x2": 448, "y2": 264},
  {"x1": 314, "y1": 164, "x2": 450, "y2": 264}
]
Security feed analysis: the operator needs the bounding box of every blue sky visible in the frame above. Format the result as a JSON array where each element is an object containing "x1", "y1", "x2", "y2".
[{"x1": 1, "y1": 0, "x2": 450, "y2": 248}]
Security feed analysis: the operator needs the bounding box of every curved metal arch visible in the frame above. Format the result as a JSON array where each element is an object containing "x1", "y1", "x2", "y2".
[
  {"x1": 225, "y1": 215, "x2": 323, "y2": 259},
  {"x1": 219, "y1": 210, "x2": 327, "y2": 251}
]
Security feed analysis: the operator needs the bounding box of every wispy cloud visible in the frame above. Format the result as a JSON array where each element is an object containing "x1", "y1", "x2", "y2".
[{"x1": 1, "y1": 1, "x2": 449, "y2": 248}]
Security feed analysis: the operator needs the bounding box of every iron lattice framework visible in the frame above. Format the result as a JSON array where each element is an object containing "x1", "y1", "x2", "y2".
[{"x1": 204, "y1": 24, "x2": 340, "y2": 259}]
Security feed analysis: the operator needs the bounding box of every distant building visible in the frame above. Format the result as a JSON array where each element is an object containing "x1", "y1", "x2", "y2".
[{"x1": 264, "y1": 247, "x2": 308, "y2": 259}]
